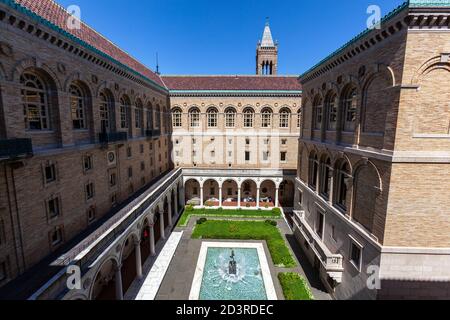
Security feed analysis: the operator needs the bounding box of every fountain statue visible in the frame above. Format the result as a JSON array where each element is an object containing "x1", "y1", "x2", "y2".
[{"x1": 228, "y1": 250, "x2": 237, "y2": 275}]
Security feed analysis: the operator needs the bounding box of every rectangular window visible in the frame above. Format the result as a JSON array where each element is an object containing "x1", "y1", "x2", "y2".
[
  {"x1": 331, "y1": 225, "x2": 336, "y2": 242},
  {"x1": 263, "y1": 151, "x2": 269, "y2": 161},
  {"x1": 279, "y1": 112, "x2": 290, "y2": 128},
  {"x1": 350, "y1": 240, "x2": 363, "y2": 272},
  {"x1": 111, "y1": 194, "x2": 117, "y2": 206},
  {"x1": 225, "y1": 112, "x2": 235, "y2": 128},
  {"x1": 245, "y1": 138, "x2": 250, "y2": 145},
  {"x1": 83, "y1": 155, "x2": 93, "y2": 172},
  {"x1": 87, "y1": 207, "x2": 96, "y2": 223},
  {"x1": 228, "y1": 151, "x2": 232, "y2": 157},
  {"x1": 141, "y1": 162, "x2": 145, "y2": 171},
  {"x1": 316, "y1": 210, "x2": 325, "y2": 240},
  {"x1": 149, "y1": 142, "x2": 153, "y2": 151},
  {"x1": 173, "y1": 111, "x2": 182, "y2": 127},
  {"x1": 190, "y1": 112, "x2": 200, "y2": 127},
  {"x1": 44, "y1": 163, "x2": 56, "y2": 183},
  {"x1": 85, "y1": 182, "x2": 94, "y2": 200},
  {"x1": 244, "y1": 112, "x2": 254, "y2": 128},
  {"x1": 120, "y1": 106, "x2": 128, "y2": 129},
  {"x1": 135, "y1": 108, "x2": 142, "y2": 128},
  {"x1": 298, "y1": 190, "x2": 303, "y2": 205},
  {"x1": 48, "y1": 197, "x2": 60, "y2": 219},
  {"x1": 207, "y1": 112, "x2": 218, "y2": 127},
  {"x1": 261, "y1": 112, "x2": 272, "y2": 128},
  {"x1": 50, "y1": 228, "x2": 62, "y2": 246},
  {"x1": 109, "y1": 172, "x2": 117, "y2": 187},
  {"x1": 281, "y1": 152, "x2": 287, "y2": 162},
  {"x1": 127, "y1": 147, "x2": 132, "y2": 158},
  {"x1": 245, "y1": 151, "x2": 250, "y2": 161},
  {"x1": 315, "y1": 105, "x2": 323, "y2": 129},
  {"x1": 128, "y1": 167, "x2": 133, "y2": 178},
  {"x1": 140, "y1": 144, "x2": 144, "y2": 154}
]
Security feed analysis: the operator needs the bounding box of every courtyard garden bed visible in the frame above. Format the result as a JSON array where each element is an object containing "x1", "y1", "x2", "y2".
[
  {"x1": 278, "y1": 272, "x2": 314, "y2": 300},
  {"x1": 191, "y1": 220, "x2": 296, "y2": 268},
  {"x1": 177, "y1": 206, "x2": 282, "y2": 227}
]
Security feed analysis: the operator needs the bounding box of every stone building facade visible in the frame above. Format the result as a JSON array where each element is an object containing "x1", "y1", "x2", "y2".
[
  {"x1": 293, "y1": 0, "x2": 450, "y2": 300},
  {"x1": 0, "y1": 0, "x2": 301, "y2": 298},
  {"x1": 0, "y1": 0, "x2": 173, "y2": 291}
]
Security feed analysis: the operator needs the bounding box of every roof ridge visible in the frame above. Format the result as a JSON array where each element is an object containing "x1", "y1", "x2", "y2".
[{"x1": 161, "y1": 74, "x2": 299, "y2": 78}]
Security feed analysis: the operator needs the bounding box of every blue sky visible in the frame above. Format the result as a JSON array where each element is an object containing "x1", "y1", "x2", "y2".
[{"x1": 56, "y1": 0, "x2": 405, "y2": 75}]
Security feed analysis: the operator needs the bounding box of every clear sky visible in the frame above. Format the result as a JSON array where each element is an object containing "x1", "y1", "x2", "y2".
[{"x1": 55, "y1": 0, "x2": 405, "y2": 75}]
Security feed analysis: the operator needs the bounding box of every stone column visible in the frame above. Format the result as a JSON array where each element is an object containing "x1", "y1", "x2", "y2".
[
  {"x1": 237, "y1": 186, "x2": 241, "y2": 208},
  {"x1": 160, "y1": 211, "x2": 165, "y2": 240},
  {"x1": 149, "y1": 224, "x2": 156, "y2": 256},
  {"x1": 219, "y1": 187, "x2": 222, "y2": 207},
  {"x1": 168, "y1": 199, "x2": 173, "y2": 227},
  {"x1": 134, "y1": 240, "x2": 142, "y2": 279},
  {"x1": 114, "y1": 264, "x2": 124, "y2": 300},
  {"x1": 275, "y1": 187, "x2": 279, "y2": 208},
  {"x1": 329, "y1": 169, "x2": 335, "y2": 205},
  {"x1": 256, "y1": 187, "x2": 260, "y2": 208},
  {"x1": 200, "y1": 186, "x2": 204, "y2": 207},
  {"x1": 174, "y1": 190, "x2": 179, "y2": 215}
]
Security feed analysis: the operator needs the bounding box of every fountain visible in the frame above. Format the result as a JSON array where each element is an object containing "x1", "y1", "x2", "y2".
[{"x1": 228, "y1": 250, "x2": 237, "y2": 275}]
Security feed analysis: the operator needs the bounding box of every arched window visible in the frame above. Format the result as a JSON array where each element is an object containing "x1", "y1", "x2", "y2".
[
  {"x1": 320, "y1": 157, "x2": 332, "y2": 200},
  {"x1": 336, "y1": 160, "x2": 351, "y2": 211},
  {"x1": 135, "y1": 99, "x2": 143, "y2": 130},
  {"x1": 343, "y1": 88, "x2": 357, "y2": 132},
  {"x1": 326, "y1": 94, "x2": 337, "y2": 130},
  {"x1": 309, "y1": 152, "x2": 319, "y2": 190},
  {"x1": 261, "y1": 108, "x2": 272, "y2": 128},
  {"x1": 207, "y1": 107, "x2": 218, "y2": 128},
  {"x1": 189, "y1": 107, "x2": 200, "y2": 127},
  {"x1": 297, "y1": 109, "x2": 301, "y2": 128},
  {"x1": 99, "y1": 90, "x2": 113, "y2": 133},
  {"x1": 120, "y1": 96, "x2": 130, "y2": 129},
  {"x1": 146, "y1": 102, "x2": 153, "y2": 130},
  {"x1": 243, "y1": 107, "x2": 254, "y2": 128},
  {"x1": 279, "y1": 108, "x2": 291, "y2": 128},
  {"x1": 225, "y1": 107, "x2": 236, "y2": 128},
  {"x1": 172, "y1": 108, "x2": 182, "y2": 127},
  {"x1": 313, "y1": 97, "x2": 323, "y2": 130},
  {"x1": 21, "y1": 72, "x2": 50, "y2": 130},
  {"x1": 70, "y1": 84, "x2": 87, "y2": 129}
]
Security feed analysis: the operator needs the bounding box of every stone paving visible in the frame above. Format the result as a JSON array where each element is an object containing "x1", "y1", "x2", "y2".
[{"x1": 154, "y1": 213, "x2": 332, "y2": 300}]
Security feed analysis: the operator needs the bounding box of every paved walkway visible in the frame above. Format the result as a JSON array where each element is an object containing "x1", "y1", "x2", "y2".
[{"x1": 155, "y1": 213, "x2": 332, "y2": 300}]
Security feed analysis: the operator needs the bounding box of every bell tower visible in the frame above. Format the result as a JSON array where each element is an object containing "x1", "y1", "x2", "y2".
[{"x1": 256, "y1": 18, "x2": 278, "y2": 75}]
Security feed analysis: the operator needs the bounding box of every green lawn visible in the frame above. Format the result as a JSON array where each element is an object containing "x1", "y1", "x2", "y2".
[
  {"x1": 191, "y1": 220, "x2": 296, "y2": 268},
  {"x1": 278, "y1": 272, "x2": 314, "y2": 300},
  {"x1": 177, "y1": 207, "x2": 282, "y2": 227}
]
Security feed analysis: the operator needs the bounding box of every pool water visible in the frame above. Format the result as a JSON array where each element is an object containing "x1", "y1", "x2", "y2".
[{"x1": 199, "y1": 247, "x2": 268, "y2": 300}]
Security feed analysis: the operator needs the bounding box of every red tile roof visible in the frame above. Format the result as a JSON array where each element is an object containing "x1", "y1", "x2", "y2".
[
  {"x1": 161, "y1": 76, "x2": 302, "y2": 91},
  {"x1": 13, "y1": 0, "x2": 165, "y2": 88}
]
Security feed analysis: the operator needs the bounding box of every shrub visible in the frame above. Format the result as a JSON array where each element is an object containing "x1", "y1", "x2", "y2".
[
  {"x1": 272, "y1": 208, "x2": 281, "y2": 215},
  {"x1": 278, "y1": 273, "x2": 314, "y2": 300},
  {"x1": 185, "y1": 205, "x2": 194, "y2": 212},
  {"x1": 265, "y1": 220, "x2": 277, "y2": 226},
  {"x1": 196, "y1": 217, "x2": 207, "y2": 225}
]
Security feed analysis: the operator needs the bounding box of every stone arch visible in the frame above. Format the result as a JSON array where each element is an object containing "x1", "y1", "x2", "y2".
[
  {"x1": 119, "y1": 232, "x2": 140, "y2": 296},
  {"x1": 411, "y1": 56, "x2": 447, "y2": 85},
  {"x1": 69, "y1": 293, "x2": 89, "y2": 300},
  {"x1": 241, "y1": 179, "x2": 258, "y2": 207},
  {"x1": 11, "y1": 57, "x2": 62, "y2": 90},
  {"x1": 203, "y1": 179, "x2": 220, "y2": 206},
  {"x1": 222, "y1": 179, "x2": 239, "y2": 206},
  {"x1": 259, "y1": 179, "x2": 276, "y2": 207},
  {"x1": 361, "y1": 67, "x2": 394, "y2": 135},
  {"x1": 352, "y1": 160, "x2": 383, "y2": 237},
  {"x1": 94, "y1": 80, "x2": 115, "y2": 98},
  {"x1": 185, "y1": 178, "x2": 201, "y2": 205},
  {"x1": 63, "y1": 71, "x2": 93, "y2": 93},
  {"x1": 412, "y1": 63, "x2": 450, "y2": 136},
  {"x1": 89, "y1": 256, "x2": 120, "y2": 300}
]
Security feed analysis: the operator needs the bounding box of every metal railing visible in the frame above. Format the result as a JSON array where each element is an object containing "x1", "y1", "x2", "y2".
[{"x1": 0, "y1": 138, "x2": 33, "y2": 159}]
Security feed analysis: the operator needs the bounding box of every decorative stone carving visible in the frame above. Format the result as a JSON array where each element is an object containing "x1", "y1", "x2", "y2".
[
  {"x1": 0, "y1": 42, "x2": 13, "y2": 57},
  {"x1": 91, "y1": 75, "x2": 98, "y2": 84},
  {"x1": 57, "y1": 62, "x2": 66, "y2": 74}
]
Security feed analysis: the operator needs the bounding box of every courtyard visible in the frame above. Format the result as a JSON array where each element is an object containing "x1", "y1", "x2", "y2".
[{"x1": 124, "y1": 207, "x2": 331, "y2": 301}]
